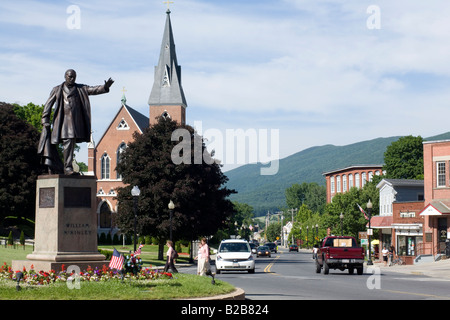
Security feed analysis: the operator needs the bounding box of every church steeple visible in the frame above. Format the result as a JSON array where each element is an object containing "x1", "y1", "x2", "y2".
[{"x1": 148, "y1": 9, "x2": 187, "y2": 125}]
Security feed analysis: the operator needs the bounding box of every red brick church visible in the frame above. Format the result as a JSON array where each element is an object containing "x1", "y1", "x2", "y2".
[{"x1": 87, "y1": 9, "x2": 187, "y2": 237}]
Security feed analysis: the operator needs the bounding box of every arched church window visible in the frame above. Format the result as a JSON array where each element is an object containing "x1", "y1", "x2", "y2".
[
  {"x1": 101, "y1": 153, "x2": 110, "y2": 180},
  {"x1": 161, "y1": 111, "x2": 171, "y2": 120},
  {"x1": 117, "y1": 142, "x2": 127, "y2": 179},
  {"x1": 117, "y1": 118, "x2": 129, "y2": 130},
  {"x1": 99, "y1": 201, "x2": 112, "y2": 228}
]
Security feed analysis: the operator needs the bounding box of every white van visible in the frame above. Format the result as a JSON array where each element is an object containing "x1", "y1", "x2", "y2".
[{"x1": 215, "y1": 239, "x2": 255, "y2": 274}]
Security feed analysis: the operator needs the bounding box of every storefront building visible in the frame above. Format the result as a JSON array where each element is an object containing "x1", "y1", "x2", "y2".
[
  {"x1": 373, "y1": 179, "x2": 424, "y2": 264},
  {"x1": 420, "y1": 140, "x2": 450, "y2": 258},
  {"x1": 391, "y1": 201, "x2": 424, "y2": 265}
]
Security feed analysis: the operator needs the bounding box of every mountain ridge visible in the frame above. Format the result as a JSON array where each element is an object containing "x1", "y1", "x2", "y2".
[{"x1": 225, "y1": 132, "x2": 450, "y2": 216}]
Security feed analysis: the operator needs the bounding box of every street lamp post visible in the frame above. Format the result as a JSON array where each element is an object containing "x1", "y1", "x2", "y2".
[
  {"x1": 340, "y1": 213, "x2": 344, "y2": 236},
  {"x1": 168, "y1": 200, "x2": 175, "y2": 242},
  {"x1": 306, "y1": 226, "x2": 309, "y2": 249},
  {"x1": 299, "y1": 227, "x2": 302, "y2": 249},
  {"x1": 315, "y1": 224, "x2": 319, "y2": 244},
  {"x1": 131, "y1": 186, "x2": 141, "y2": 253},
  {"x1": 367, "y1": 199, "x2": 373, "y2": 266}
]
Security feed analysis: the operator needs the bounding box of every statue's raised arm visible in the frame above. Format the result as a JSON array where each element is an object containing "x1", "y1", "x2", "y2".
[{"x1": 38, "y1": 69, "x2": 113, "y2": 175}]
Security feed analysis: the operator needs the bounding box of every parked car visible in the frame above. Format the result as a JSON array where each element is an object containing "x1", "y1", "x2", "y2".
[
  {"x1": 215, "y1": 239, "x2": 255, "y2": 274},
  {"x1": 256, "y1": 246, "x2": 271, "y2": 258},
  {"x1": 289, "y1": 244, "x2": 298, "y2": 252},
  {"x1": 265, "y1": 242, "x2": 277, "y2": 253},
  {"x1": 316, "y1": 236, "x2": 365, "y2": 275},
  {"x1": 249, "y1": 242, "x2": 257, "y2": 254}
]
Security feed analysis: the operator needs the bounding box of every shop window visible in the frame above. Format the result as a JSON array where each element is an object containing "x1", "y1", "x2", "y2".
[{"x1": 437, "y1": 162, "x2": 446, "y2": 187}]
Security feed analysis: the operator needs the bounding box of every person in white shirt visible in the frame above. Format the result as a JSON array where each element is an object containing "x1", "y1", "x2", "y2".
[{"x1": 382, "y1": 246, "x2": 389, "y2": 266}]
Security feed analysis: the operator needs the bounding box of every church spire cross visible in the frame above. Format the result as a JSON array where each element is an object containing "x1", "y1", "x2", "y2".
[
  {"x1": 121, "y1": 87, "x2": 127, "y2": 105},
  {"x1": 163, "y1": 0, "x2": 174, "y2": 11}
]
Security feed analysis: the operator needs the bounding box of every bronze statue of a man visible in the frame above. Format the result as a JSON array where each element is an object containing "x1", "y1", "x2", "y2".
[{"x1": 38, "y1": 69, "x2": 114, "y2": 175}]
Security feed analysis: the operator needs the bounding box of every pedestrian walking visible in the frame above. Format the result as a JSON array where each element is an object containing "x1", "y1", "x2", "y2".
[
  {"x1": 195, "y1": 242, "x2": 203, "y2": 275},
  {"x1": 197, "y1": 238, "x2": 210, "y2": 276},
  {"x1": 389, "y1": 245, "x2": 396, "y2": 266},
  {"x1": 382, "y1": 246, "x2": 389, "y2": 266},
  {"x1": 163, "y1": 240, "x2": 178, "y2": 273}
]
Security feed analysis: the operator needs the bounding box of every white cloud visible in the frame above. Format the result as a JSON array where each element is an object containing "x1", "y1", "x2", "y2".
[{"x1": 1, "y1": 0, "x2": 450, "y2": 168}]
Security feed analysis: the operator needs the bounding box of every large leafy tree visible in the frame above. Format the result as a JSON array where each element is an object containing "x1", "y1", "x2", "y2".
[
  {"x1": 12, "y1": 102, "x2": 45, "y2": 132},
  {"x1": 285, "y1": 182, "x2": 326, "y2": 214},
  {"x1": 0, "y1": 102, "x2": 42, "y2": 224},
  {"x1": 383, "y1": 135, "x2": 424, "y2": 180},
  {"x1": 214, "y1": 202, "x2": 254, "y2": 241},
  {"x1": 321, "y1": 182, "x2": 379, "y2": 239},
  {"x1": 115, "y1": 117, "x2": 236, "y2": 248}
]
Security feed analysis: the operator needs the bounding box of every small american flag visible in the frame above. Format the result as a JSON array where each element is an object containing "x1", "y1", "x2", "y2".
[
  {"x1": 357, "y1": 203, "x2": 369, "y2": 220},
  {"x1": 134, "y1": 244, "x2": 144, "y2": 256},
  {"x1": 109, "y1": 248, "x2": 124, "y2": 270}
]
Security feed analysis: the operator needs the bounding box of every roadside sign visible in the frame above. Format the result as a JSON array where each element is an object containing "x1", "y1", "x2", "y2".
[{"x1": 359, "y1": 232, "x2": 368, "y2": 239}]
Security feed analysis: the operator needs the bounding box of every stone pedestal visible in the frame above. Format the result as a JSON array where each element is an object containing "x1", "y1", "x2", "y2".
[{"x1": 12, "y1": 175, "x2": 108, "y2": 272}]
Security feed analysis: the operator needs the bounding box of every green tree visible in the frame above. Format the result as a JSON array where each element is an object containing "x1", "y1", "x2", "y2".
[
  {"x1": 285, "y1": 182, "x2": 326, "y2": 214},
  {"x1": 12, "y1": 102, "x2": 45, "y2": 132},
  {"x1": 383, "y1": 135, "x2": 423, "y2": 180},
  {"x1": 289, "y1": 205, "x2": 325, "y2": 247},
  {"x1": 322, "y1": 182, "x2": 379, "y2": 239},
  {"x1": 265, "y1": 221, "x2": 281, "y2": 242},
  {"x1": 214, "y1": 202, "x2": 254, "y2": 241},
  {"x1": 115, "y1": 117, "x2": 236, "y2": 256}
]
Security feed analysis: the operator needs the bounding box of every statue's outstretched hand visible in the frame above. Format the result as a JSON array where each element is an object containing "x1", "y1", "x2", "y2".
[{"x1": 105, "y1": 77, "x2": 114, "y2": 89}]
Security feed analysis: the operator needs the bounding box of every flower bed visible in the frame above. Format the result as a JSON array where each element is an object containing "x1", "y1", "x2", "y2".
[{"x1": 0, "y1": 262, "x2": 172, "y2": 286}]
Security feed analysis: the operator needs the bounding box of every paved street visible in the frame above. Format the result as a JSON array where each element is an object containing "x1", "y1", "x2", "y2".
[{"x1": 182, "y1": 247, "x2": 450, "y2": 300}]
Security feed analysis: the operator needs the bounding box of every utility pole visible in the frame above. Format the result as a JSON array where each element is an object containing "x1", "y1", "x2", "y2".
[{"x1": 288, "y1": 208, "x2": 297, "y2": 246}]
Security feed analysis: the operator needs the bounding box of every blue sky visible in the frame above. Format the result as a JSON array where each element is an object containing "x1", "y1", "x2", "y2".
[{"x1": 1, "y1": 1, "x2": 450, "y2": 172}]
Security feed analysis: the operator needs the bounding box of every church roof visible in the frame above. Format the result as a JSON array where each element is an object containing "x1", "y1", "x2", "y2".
[
  {"x1": 95, "y1": 102, "x2": 149, "y2": 148},
  {"x1": 148, "y1": 9, "x2": 187, "y2": 108},
  {"x1": 125, "y1": 105, "x2": 149, "y2": 132}
]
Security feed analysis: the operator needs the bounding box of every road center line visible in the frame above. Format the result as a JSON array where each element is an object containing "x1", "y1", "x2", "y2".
[{"x1": 264, "y1": 255, "x2": 281, "y2": 274}]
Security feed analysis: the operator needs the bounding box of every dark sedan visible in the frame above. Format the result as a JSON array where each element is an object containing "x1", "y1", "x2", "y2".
[
  {"x1": 289, "y1": 244, "x2": 299, "y2": 252},
  {"x1": 256, "y1": 246, "x2": 271, "y2": 258},
  {"x1": 265, "y1": 242, "x2": 277, "y2": 253}
]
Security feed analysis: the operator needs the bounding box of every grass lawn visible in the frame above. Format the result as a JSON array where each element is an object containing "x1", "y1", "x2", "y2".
[
  {"x1": 0, "y1": 273, "x2": 234, "y2": 300},
  {"x1": 0, "y1": 245, "x2": 34, "y2": 265},
  {"x1": 98, "y1": 244, "x2": 193, "y2": 267},
  {"x1": 0, "y1": 245, "x2": 235, "y2": 300}
]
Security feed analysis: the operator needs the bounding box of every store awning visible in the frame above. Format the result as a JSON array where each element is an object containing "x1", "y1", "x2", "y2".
[
  {"x1": 366, "y1": 215, "x2": 393, "y2": 229},
  {"x1": 419, "y1": 201, "x2": 450, "y2": 216}
]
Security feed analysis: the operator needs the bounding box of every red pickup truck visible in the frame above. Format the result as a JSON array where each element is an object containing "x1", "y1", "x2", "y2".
[{"x1": 315, "y1": 236, "x2": 365, "y2": 275}]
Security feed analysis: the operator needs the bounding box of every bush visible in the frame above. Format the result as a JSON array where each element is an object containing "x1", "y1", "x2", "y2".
[
  {"x1": 99, "y1": 233, "x2": 106, "y2": 245},
  {"x1": 106, "y1": 233, "x2": 112, "y2": 245},
  {"x1": 99, "y1": 248, "x2": 113, "y2": 260},
  {"x1": 7, "y1": 232, "x2": 13, "y2": 245},
  {"x1": 112, "y1": 233, "x2": 119, "y2": 245},
  {"x1": 19, "y1": 231, "x2": 25, "y2": 245}
]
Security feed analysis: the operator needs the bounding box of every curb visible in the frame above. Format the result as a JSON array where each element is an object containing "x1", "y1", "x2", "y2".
[{"x1": 183, "y1": 287, "x2": 246, "y2": 301}]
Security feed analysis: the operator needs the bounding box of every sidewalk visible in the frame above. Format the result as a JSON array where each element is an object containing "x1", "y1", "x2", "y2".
[{"x1": 370, "y1": 258, "x2": 450, "y2": 279}]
